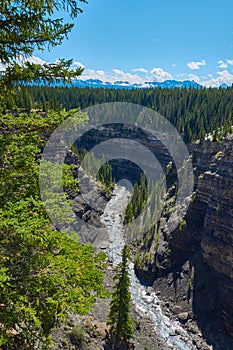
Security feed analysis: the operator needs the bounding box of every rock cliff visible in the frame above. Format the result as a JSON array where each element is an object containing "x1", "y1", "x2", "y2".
[
  {"x1": 193, "y1": 138, "x2": 233, "y2": 337},
  {"x1": 135, "y1": 136, "x2": 233, "y2": 347},
  {"x1": 73, "y1": 123, "x2": 233, "y2": 346}
]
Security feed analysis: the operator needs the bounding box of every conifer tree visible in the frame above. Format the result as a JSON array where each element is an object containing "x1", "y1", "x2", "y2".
[
  {"x1": 0, "y1": 0, "x2": 85, "y2": 106},
  {"x1": 107, "y1": 245, "x2": 134, "y2": 349}
]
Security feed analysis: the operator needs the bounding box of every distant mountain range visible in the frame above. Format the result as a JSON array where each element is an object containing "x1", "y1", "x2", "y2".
[
  {"x1": 69, "y1": 79, "x2": 203, "y2": 89},
  {"x1": 33, "y1": 78, "x2": 231, "y2": 90}
]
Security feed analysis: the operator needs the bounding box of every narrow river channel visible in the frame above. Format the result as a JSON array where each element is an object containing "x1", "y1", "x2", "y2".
[{"x1": 100, "y1": 186, "x2": 197, "y2": 350}]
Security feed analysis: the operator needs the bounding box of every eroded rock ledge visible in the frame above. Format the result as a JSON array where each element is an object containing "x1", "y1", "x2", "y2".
[{"x1": 135, "y1": 136, "x2": 233, "y2": 348}]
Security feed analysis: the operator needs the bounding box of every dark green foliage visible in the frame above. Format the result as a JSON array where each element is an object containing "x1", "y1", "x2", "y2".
[
  {"x1": 0, "y1": 0, "x2": 87, "y2": 64},
  {"x1": 124, "y1": 174, "x2": 148, "y2": 224},
  {"x1": 107, "y1": 245, "x2": 134, "y2": 349},
  {"x1": 0, "y1": 1, "x2": 86, "y2": 109},
  {"x1": 69, "y1": 325, "x2": 85, "y2": 346},
  {"x1": 75, "y1": 149, "x2": 115, "y2": 194},
  {"x1": 14, "y1": 85, "x2": 233, "y2": 143},
  {"x1": 97, "y1": 162, "x2": 114, "y2": 194},
  {"x1": 0, "y1": 110, "x2": 107, "y2": 349},
  {"x1": 0, "y1": 2, "x2": 110, "y2": 348}
]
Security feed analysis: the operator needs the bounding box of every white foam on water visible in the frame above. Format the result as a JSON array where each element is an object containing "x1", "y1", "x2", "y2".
[{"x1": 101, "y1": 186, "x2": 197, "y2": 350}]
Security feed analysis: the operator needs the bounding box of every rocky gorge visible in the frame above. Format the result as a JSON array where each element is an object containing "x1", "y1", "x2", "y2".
[
  {"x1": 135, "y1": 136, "x2": 233, "y2": 349},
  {"x1": 61, "y1": 126, "x2": 233, "y2": 349}
]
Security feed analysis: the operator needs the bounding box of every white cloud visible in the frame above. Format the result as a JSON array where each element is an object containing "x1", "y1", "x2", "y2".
[
  {"x1": 3, "y1": 56, "x2": 232, "y2": 88},
  {"x1": 132, "y1": 68, "x2": 148, "y2": 73},
  {"x1": 176, "y1": 73, "x2": 185, "y2": 78},
  {"x1": 81, "y1": 69, "x2": 111, "y2": 81},
  {"x1": 80, "y1": 68, "x2": 145, "y2": 84},
  {"x1": 112, "y1": 69, "x2": 146, "y2": 84},
  {"x1": 26, "y1": 56, "x2": 47, "y2": 65},
  {"x1": 217, "y1": 59, "x2": 233, "y2": 70},
  {"x1": 217, "y1": 60, "x2": 228, "y2": 69},
  {"x1": 14, "y1": 55, "x2": 48, "y2": 67},
  {"x1": 73, "y1": 61, "x2": 85, "y2": 69},
  {"x1": 112, "y1": 69, "x2": 125, "y2": 75},
  {"x1": 188, "y1": 74, "x2": 201, "y2": 83},
  {"x1": 0, "y1": 55, "x2": 47, "y2": 70},
  {"x1": 187, "y1": 59, "x2": 206, "y2": 70},
  {"x1": 81, "y1": 67, "x2": 172, "y2": 84},
  {"x1": 172, "y1": 64, "x2": 176, "y2": 67},
  {"x1": 17, "y1": 55, "x2": 47, "y2": 65},
  {"x1": 150, "y1": 67, "x2": 172, "y2": 82},
  {"x1": 201, "y1": 70, "x2": 233, "y2": 87},
  {"x1": 96, "y1": 70, "x2": 105, "y2": 76},
  {"x1": 175, "y1": 73, "x2": 201, "y2": 83}
]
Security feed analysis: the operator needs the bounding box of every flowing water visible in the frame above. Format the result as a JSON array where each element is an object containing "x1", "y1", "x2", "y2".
[{"x1": 100, "y1": 186, "x2": 197, "y2": 350}]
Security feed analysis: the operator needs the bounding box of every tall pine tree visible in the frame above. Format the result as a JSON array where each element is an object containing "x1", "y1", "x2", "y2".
[{"x1": 107, "y1": 245, "x2": 134, "y2": 349}]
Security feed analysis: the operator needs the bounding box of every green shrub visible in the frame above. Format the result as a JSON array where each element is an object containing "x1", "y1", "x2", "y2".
[{"x1": 69, "y1": 325, "x2": 85, "y2": 345}]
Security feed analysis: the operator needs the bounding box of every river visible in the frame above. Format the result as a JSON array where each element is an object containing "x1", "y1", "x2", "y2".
[{"x1": 100, "y1": 185, "x2": 197, "y2": 350}]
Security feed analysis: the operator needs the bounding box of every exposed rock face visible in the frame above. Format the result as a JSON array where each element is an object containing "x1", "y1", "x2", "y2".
[
  {"x1": 171, "y1": 138, "x2": 233, "y2": 267},
  {"x1": 74, "y1": 123, "x2": 175, "y2": 185},
  {"x1": 74, "y1": 123, "x2": 233, "y2": 342},
  {"x1": 194, "y1": 138, "x2": 233, "y2": 337},
  {"x1": 135, "y1": 136, "x2": 233, "y2": 345},
  {"x1": 71, "y1": 167, "x2": 110, "y2": 252},
  {"x1": 64, "y1": 149, "x2": 111, "y2": 252},
  {"x1": 196, "y1": 143, "x2": 233, "y2": 278}
]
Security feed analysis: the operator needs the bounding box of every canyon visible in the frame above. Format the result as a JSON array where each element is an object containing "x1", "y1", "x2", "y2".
[{"x1": 72, "y1": 124, "x2": 233, "y2": 349}]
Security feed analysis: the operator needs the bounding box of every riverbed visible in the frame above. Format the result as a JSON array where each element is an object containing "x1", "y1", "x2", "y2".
[{"x1": 100, "y1": 185, "x2": 198, "y2": 350}]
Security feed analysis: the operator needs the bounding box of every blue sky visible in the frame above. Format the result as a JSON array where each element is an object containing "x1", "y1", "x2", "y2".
[{"x1": 33, "y1": 0, "x2": 233, "y2": 86}]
